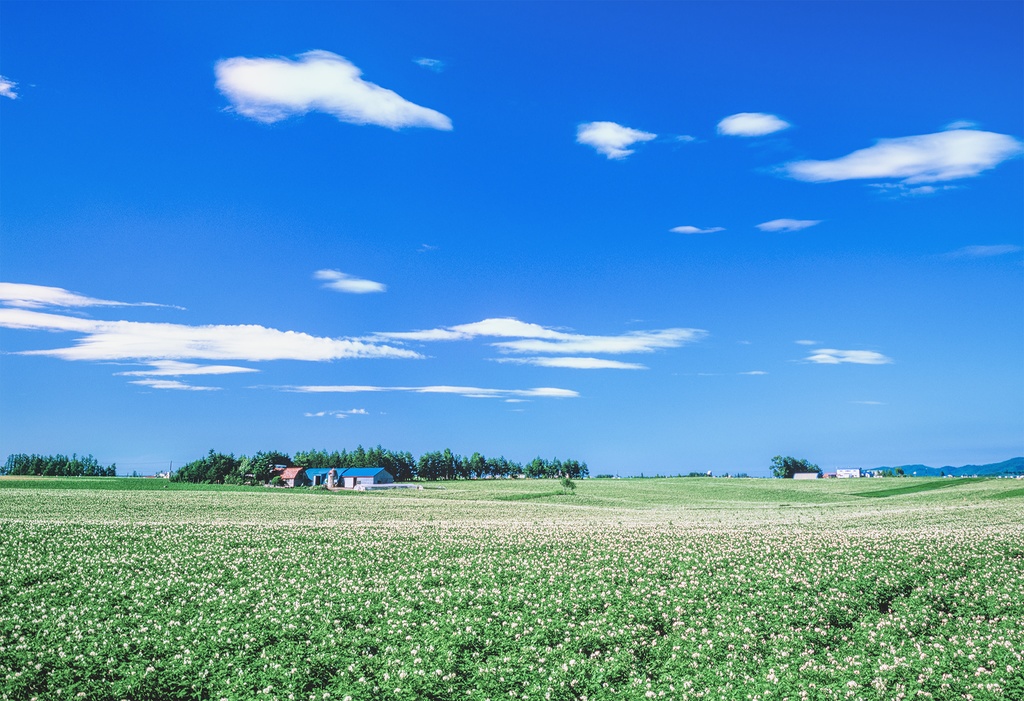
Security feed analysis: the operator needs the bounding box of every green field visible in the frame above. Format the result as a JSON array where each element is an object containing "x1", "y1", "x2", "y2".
[{"x1": 1, "y1": 477, "x2": 1022, "y2": 700}]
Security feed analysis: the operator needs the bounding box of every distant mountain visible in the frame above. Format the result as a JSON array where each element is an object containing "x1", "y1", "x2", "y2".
[{"x1": 871, "y1": 457, "x2": 1024, "y2": 477}]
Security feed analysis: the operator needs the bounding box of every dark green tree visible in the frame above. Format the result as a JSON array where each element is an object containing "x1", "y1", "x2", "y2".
[{"x1": 770, "y1": 455, "x2": 821, "y2": 479}]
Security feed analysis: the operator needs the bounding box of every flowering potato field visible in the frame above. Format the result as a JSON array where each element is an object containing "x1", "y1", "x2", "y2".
[{"x1": 1, "y1": 478, "x2": 1022, "y2": 701}]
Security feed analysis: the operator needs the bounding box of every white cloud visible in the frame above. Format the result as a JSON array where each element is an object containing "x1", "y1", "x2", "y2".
[
  {"x1": 670, "y1": 225, "x2": 725, "y2": 235},
  {"x1": 413, "y1": 58, "x2": 445, "y2": 72},
  {"x1": 130, "y1": 379, "x2": 221, "y2": 391},
  {"x1": 285, "y1": 385, "x2": 578, "y2": 399},
  {"x1": 305, "y1": 408, "x2": 368, "y2": 418},
  {"x1": 806, "y1": 349, "x2": 893, "y2": 365},
  {"x1": 214, "y1": 50, "x2": 452, "y2": 130},
  {"x1": 495, "y1": 328, "x2": 701, "y2": 355},
  {"x1": 0, "y1": 282, "x2": 179, "y2": 310},
  {"x1": 717, "y1": 112, "x2": 790, "y2": 137},
  {"x1": 451, "y1": 318, "x2": 568, "y2": 339},
  {"x1": 0, "y1": 308, "x2": 421, "y2": 363},
  {"x1": 495, "y1": 357, "x2": 647, "y2": 370},
  {"x1": 785, "y1": 129, "x2": 1023, "y2": 184},
  {"x1": 795, "y1": 339, "x2": 818, "y2": 346},
  {"x1": 944, "y1": 120, "x2": 977, "y2": 131},
  {"x1": 375, "y1": 317, "x2": 705, "y2": 355},
  {"x1": 577, "y1": 121, "x2": 657, "y2": 159},
  {"x1": 756, "y1": 219, "x2": 821, "y2": 233},
  {"x1": 945, "y1": 244, "x2": 1022, "y2": 259},
  {"x1": 115, "y1": 361, "x2": 259, "y2": 377},
  {"x1": 739, "y1": 370, "x2": 767, "y2": 375},
  {"x1": 868, "y1": 182, "x2": 959, "y2": 197},
  {"x1": 0, "y1": 76, "x2": 17, "y2": 99},
  {"x1": 314, "y1": 269, "x2": 387, "y2": 294}
]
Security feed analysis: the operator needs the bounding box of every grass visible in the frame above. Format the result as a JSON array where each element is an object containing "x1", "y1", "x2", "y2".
[{"x1": 850, "y1": 477, "x2": 987, "y2": 498}]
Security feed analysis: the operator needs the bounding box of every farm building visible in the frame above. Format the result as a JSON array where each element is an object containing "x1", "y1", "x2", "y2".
[
  {"x1": 793, "y1": 472, "x2": 820, "y2": 480},
  {"x1": 279, "y1": 467, "x2": 307, "y2": 487},
  {"x1": 337, "y1": 467, "x2": 393, "y2": 489},
  {"x1": 303, "y1": 467, "x2": 339, "y2": 487},
  {"x1": 285, "y1": 467, "x2": 394, "y2": 489},
  {"x1": 836, "y1": 468, "x2": 862, "y2": 479}
]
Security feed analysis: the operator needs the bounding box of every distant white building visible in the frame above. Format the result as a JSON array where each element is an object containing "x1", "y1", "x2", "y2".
[
  {"x1": 836, "y1": 468, "x2": 862, "y2": 479},
  {"x1": 793, "y1": 472, "x2": 820, "y2": 480}
]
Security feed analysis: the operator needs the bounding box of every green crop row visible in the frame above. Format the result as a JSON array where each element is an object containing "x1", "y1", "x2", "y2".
[{"x1": 0, "y1": 479, "x2": 1021, "y2": 700}]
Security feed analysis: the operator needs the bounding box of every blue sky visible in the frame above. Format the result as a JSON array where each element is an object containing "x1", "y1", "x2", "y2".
[{"x1": 1, "y1": 1, "x2": 1021, "y2": 476}]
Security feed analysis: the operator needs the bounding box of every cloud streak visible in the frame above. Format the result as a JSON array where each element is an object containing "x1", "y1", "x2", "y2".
[
  {"x1": 671, "y1": 225, "x2": 725, "y2": 235},
  {"x1": 717, "y1": 112, "x2": 790, "y2": 136},
  {"x1": 284, "y1": 385, "x2": 579, "y2": 399},
  {"x1": 577, "y1": 121, "x2": 656, "y2": 159},
  {"x1": 374, "y1": 317, "x2": 705, "y2": 355},
  {"x1": 806, "y1": 349, "x2": 893, "y2": 365},
  {"x1": 495, "y1": 356, "x2": 647, "y2": 370},
  {"x1": 0, "y1": 282, "x2": 180, "y2": 310},
  {"x1": 756, "y1": 219, "x2": 821, "y2": 233},
  {"x1": 413, "y1": 58, "x2": 445, "y2": 72},
  {"x1": 129, "y1": 379, "x2": 221, "y2": 391},
  {"x1": 115, "y1": 361, "x2": 259, "y2": 377},
  {"x1": 215, "y1": 50, "x2": 452, "y2": 130},
  {"x1": 305, "y1": 408, "x2": 369, "y2": 418},
  {"x1": 0, "y1": 308, "x2": 420, "y2": 363},
  {"x1": 945, "y1": 244, "x2": 1022, "y2": 259},
  {"x1": 785, "y1": 129, "x2": 1023, "y2": 184},
  {"x1": 315, "y1": 269, "x2": 387, "y2": 294}
]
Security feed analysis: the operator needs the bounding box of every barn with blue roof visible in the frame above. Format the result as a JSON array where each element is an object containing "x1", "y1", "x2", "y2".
[{"x1": 301, "y1": 467, "x2": 394, "y2": 489}]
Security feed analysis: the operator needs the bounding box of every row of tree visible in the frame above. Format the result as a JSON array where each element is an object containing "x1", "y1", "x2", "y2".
[
  {"x1": 1, "y1": 453, "x2": 117, "y2": 477},
  {"x1": 170, "y1": 446, "x2": 589, "y2": 484}
]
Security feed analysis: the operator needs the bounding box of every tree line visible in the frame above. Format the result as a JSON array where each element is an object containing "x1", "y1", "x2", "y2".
[
  {"x1": 1, "y1": 453, "x2": 117, "y2": 477},
  {"x1": 170, "y1": 446, "x2": 589, "y2": 484}
]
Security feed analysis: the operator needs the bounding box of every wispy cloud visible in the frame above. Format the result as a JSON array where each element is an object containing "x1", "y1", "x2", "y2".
[
  {"x1": 214, "y1": 50, "x2": 452, "y2": 130},
  {"x1": 717, "y1": 112, "x2": 790, "y2": 137},
  {"x1": 0, "y1": 76, "x2": 17, "y2": 100},
  {"x1": 304, "y1": 408, "x2": 369, "y2": 418},
  {"x1": 0, "y1": 282, "x2": 180, "y2": 310},
  {"x1": 115, "y1": 361, "x2": 259, "y2": 377},
  {"x1": 284, "y1": 385, "x2": 579, "y2": 399},
  {"x1": 0, "y1": 308, "x2": 420, "y2": 363},
  {"x1": 577, "y1": 121, "x2": 657, "y2": 159},
  {"x1": 869, "y1": 182, "x2": 959, "y2": 197},
  {"x1": 418, "y1": 243, "x2": 438, "y2": 253},
  {"x1": 374, "y1": 317, "x2": 705, "y2": 355},
  {"x1": 129, "y1": 379, "x2": 221, "y2": 391},
  {"x1": 413, "y1": 57, "x2": 445, "y2": 72},
  {"x1": 314, "y1": 269, "x2": 387, "y2": 294},
  {"x1": 785, "y1": 129, "x2": 1023, "y2": 184},
  {"x1": 795, "y1": 340, "x2": 818, "y2": 346},
  {"x1": 756, "y1": 219, "x2": 821, "y2": 233},
  {"x1": 806, "y1": 349, "x2": 893, "y2": 365},
  {"x1": 495, "y1": 356, "x2": 647, "y2": 370},
  {"x1": 670, "y1": 225, "x2": 725, "y2": 235},
  {"x1": 944, "y1": 244, "x2": 1023, "y2": 259},
  {"x1": 738, "y1": 370, "x2": 767, "y2": 375}
]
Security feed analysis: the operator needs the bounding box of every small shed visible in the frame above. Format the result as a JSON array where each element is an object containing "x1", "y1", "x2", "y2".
[{"x1": 280, "y1": 467, "x2": 307, "y2": 487}]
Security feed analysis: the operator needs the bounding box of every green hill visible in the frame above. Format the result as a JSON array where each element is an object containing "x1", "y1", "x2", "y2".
[{"x1": 875, "y1": 456, "x2": 1023, "y2": 477}]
